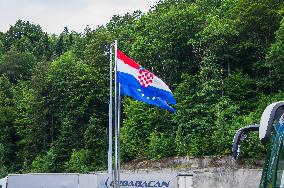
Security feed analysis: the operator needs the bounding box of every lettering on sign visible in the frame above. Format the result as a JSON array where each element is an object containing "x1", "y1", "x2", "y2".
[{"x1": 104, "y1": 177, "x2": 170, "y2": 188}]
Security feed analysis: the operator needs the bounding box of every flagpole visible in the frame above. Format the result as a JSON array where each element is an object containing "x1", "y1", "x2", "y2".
[
  {"x1": 114, "y1": 40, "x2": 120, "y2": 188},
  {"x1": 108, "y1": 43, "x2": 113, "y2": 174},
  {"x1": 117, "y1": 82, "x2": 121, "y2": 185}
]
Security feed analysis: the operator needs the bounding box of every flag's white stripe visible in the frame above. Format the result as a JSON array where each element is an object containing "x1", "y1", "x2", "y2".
[
  {"x1": 117, "y1": 58, "x2": 172, "y2": 93},
  {"x1": 152, "y1": 76, "x2": 171, "y2": 93},
  {"x1": 117, "y1": 58, "x2": 140, "y2": 77}
]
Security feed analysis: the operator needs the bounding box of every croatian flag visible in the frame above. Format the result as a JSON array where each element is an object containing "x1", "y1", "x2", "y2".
[{"x1": 117, "y1": 50, "x2": 176, "y2": 112}]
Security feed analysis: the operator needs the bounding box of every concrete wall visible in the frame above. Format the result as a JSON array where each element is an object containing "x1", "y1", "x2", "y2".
[
  {"x1": 0, "y1": 169, "x2": 261, "y2": 188},
  {"x1": 118, "y1": 167, "x2": 262, "y2": 188},
  {"x1": 191, "y1": 168, "x2": 262, "y2": 188},
  {"x1": 0, "y1": 155, "x2": 262, "y2": 188},
  {"x1": 122, "y1": 156, "x2": 263, "y2": 188}
]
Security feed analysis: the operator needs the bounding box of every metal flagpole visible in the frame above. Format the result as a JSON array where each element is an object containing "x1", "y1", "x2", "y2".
[
  {"x1": 117, "y1": 82, "x2": 121, "y2": 186},
  {"x1": 108, "y1": 43, "x2": 113, "y2": 174},
  {"x1": 114, "y1": 40, "x2": 119, "y2": 188}
]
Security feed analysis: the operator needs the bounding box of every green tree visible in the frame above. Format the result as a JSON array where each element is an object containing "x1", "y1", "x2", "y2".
[
  {"x1": 211, "y1": 98, "x2": 240, "y2": 154},
  {"x1": 146, "y1": 131, "x2": 175, "y2": 160},
  {"x1": 55, "y1": 27, "x2": 78, "y2": 57},
  {"x1": 0, "y1": 76, "x2": 17, "y2": 171},
  {"x1": 48, "y1": 52, "x2": 108, "y2": 171},
  {"x1": 0, "y1": 144, "x2": 7, "y2": 178},
  {"x1": 128, "y1": 1, "x2": 201, "y2": 84},
  {"x1": 31, "y1": 147, "x2": 57, "y2": 172},
  {"x1": 84, "y1": 115, "x2": 107, "y2": 170},
  {"x1": 64, "y1": 149, "x2": 91, "y2": 173},
  {"x1": 12, "y1": 81, "x2": 48, "y2": 170},
  {"x1": 267, "y1": 17, "x2": 284, "y2": 89},
  {"x1": 174, "y1": 60, "x2": 223, "y2": 156},
  {"x1": 55, "y1": 35, "x2": 64, "y2": 56},
  {"x1": 3, "y1": 20, "x2": 50, "y2": 59},
  {"x1": 0, "y1": 50, "x2": 36, "y2": 83},
  {"x1": 223, "y1": 72, "x2": 258, "y2": 112},
  {"x1": 121, "y1": 99, "x2": 176, "y2": 161}
]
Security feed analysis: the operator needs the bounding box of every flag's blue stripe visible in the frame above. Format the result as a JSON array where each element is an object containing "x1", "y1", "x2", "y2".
[
  {"x1": 118, "y1": 71, "x2": 176, "y2": 105},
  {"x1": 120, "y1": 84, "x2": 175, "y2": 113}
]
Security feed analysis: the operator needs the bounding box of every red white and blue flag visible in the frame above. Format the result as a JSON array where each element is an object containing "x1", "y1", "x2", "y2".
[{"x1": 117, "y1": 50, "x2": 176, "y2": 112}]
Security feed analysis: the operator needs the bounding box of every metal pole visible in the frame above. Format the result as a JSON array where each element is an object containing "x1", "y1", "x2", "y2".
[
  {"x1": 114, "y1": 40, "x2": 119, "y2": 188},
  {"x1": 108, "y1": 43, "x2": 113, "y2": 174},
  {"x1": 117, "y1": 82, "x2": 121, "y2": 185}
]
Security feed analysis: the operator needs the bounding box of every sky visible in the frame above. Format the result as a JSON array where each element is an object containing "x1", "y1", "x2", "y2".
[{"x1": 0, "y1": 0, "x2": 158, "y2": 34}]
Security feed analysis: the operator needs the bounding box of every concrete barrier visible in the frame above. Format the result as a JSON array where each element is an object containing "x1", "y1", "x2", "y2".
[
  {"x1": 0, "y1": 167, "x2": 261, "y2": 188},
  {"x1": 191, "y1": 168, "x2": 262, "y2": 188}
]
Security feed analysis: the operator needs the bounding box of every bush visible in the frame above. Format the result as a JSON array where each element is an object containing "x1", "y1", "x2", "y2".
[
  {"x1": 64, "y1": 149, "x2": 90, "y2": 173},
  {"x1": 31, "y1": 147, "x2": 57, "y2": 173},
  {"x1": 146, "y1": 131, "x2": 175, "y2": 160}
]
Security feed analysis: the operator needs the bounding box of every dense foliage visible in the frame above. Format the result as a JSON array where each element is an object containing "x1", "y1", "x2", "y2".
[{"x1": 0, "y1": 0, "x2": 284, "y2": 176}]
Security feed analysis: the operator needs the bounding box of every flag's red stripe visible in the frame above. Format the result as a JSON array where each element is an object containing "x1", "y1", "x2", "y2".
[{"x1": 117, "y1": 50, "x2": 140, "y2": 70}]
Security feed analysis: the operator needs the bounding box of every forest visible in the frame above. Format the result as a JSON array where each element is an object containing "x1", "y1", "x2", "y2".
[{"x1": 0, "y1": 0, "x2": 284, "y2": 176}]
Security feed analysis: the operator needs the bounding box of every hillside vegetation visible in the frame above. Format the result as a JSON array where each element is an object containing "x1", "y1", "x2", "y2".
[{"x1": 0, "y1": 0, "x2": 284, "y2": 176}]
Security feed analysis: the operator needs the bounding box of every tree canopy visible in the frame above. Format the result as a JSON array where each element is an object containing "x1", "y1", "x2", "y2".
[{"x1": 1, "y1": 0, "x2": 284, "y2": 176}]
